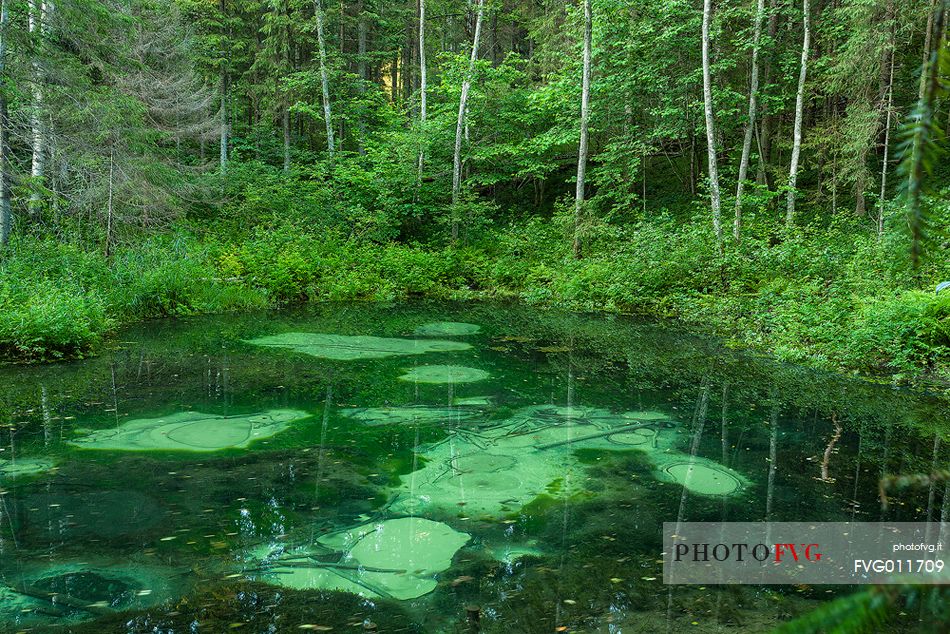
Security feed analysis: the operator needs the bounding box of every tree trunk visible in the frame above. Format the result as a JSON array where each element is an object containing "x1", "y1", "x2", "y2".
[
  {"x1": 357, "y1": 0, "x2": 367, "y2": 155},
  {"x1": 756, "y1": 0, "x2": 778, "y2": 187},
  {"x1": 283, "y1": 100, "x2": 291, "y2": 171},
  {"x1": 313, "y1": 0, "x2": 335, "y2": 159},
  {"x1": 878, "y1": 26, "x2": 896, "y2": 237},
  {"x1": 573, "y1": 0, "x2": 592, "y2": 259},
  {"x1": 734, "y1": 0, "x2": 766, "y2": 241},
  {"x1": 854, "y1": 168, "x2": 867, "y2": 216},
  {"x1": 0, "y1": 0, "x2": 11, "y2": 245},
  {"x1": 29, "y1": 0, "x2": 47, "y2": 214},
  {"x1": 702, "y1": 0, "x2": 723, "y2": 246},
  {"x1": 920, "y1": 0, "x2": 938, "y2": 100},
  {"x1": 451, "y1": 0, "x2": 485, "y2": 242},
  {"x1": 219, "y1": 72, "x2": 228, "y2": 172},
  {"x1": 786, "y1": 0, "x2": 810, "y2": 227},
  {"x1": 104, "y1": 148, "x2": 114, "y2": 258},
  {"x1": 218, "y1": 0, "x2": 228, "y2": 173},
  {"x1": 416, "y1": 0, "x2": 427, "y2": 187}
]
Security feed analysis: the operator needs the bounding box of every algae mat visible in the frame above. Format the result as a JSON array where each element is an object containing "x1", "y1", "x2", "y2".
[
  {"x1": 390, "y1": 404, "x2": 747, "y2": 516},
  {"x1": 254, "y1": 517, "x2": 470, "y2": 600},
  {"x1": 399, "y1": 364, "x2": 490, "y2": 384},
  {"x1": 245, "y1": 332, "x2": 471, "y2": 360},
  {"x1": 68, "y1": 409, "x2": 310, "y2": 452}
]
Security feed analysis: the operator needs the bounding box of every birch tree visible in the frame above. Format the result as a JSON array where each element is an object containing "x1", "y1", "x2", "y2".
[
  {"x1": 451, "y1": 0, "x2": 485, "y2": 241},
  {"x1": 416, "y1": 0, "x2": 427, "y2": 187},
  {"x1": 734, "y1": 0, "x2": 765, "y2": 241},
  {"x1": 357, "y1": 0, "x2": 367, "y2": 155},
  {"x1": 702, "y1": 0, "x2": 723, "y2": 246},
  {"x1": 313, "y1": 0, "x2": 335, "y2": 159},
  {"x1": 878, "y1": 14, "x2": 896, "y2": 237},
  {"x1": 218, "y1": 0, "x2": 228, "y2": 173},
  {"x1": 786, "y1": 0, "x2": 810, "y2": 226},
  {"x1": 29, "y1": 0, "x2": 47, "y2": 212},
  {"x1": 0, "y1": 0, "x2": 10, "y2": 244},
  {"x1": 573, "y1": 0, "x2": 592, "y2": 259}
]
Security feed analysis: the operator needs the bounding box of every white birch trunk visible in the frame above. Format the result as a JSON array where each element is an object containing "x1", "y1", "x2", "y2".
[
  {"x1": 314, "y1": 0, "x2": 335, "y2": 159},
  {"x1": 357, "y1": 0, "x2": 367, "y2": 155},
  {"x1": 786, "y1": 0, "x2": 809, "y2": 227},
  {"x1": 734, "y1": 0, "x2": 765, "y2": 241},
  {"x1": 451, "y1": 0, "x2": 484, "y2": 241},
  {"x1": 104, "y1": 148, "x2": 114, "y2": 257},
  {"x1": 29, "y1": 0, "x2": 47, "y2": 212},
  {"x1": 573, "y1": 0, "x2": 592, "y2": 259},
  {"x1": 878, "y1": 40, "x2": 896, "y2": 237},
  {"x1": 218, "y1": 0, "x2": 228, "y2": 173},
  {"x1": 219, "y1": 72, "x2": 228, "y2": 172},
  {"x1": 416, "y1": 0, "x2": 427, "y2": 186},
  {"x1": 702, "y1": 0, "x2": 723, "y2": 245},
  {"x1": 0, "y1": 0, "x2": 11, "y2": 244}
]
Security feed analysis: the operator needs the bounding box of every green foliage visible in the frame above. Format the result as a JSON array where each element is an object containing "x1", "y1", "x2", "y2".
[
  {"x1": 776, "y1": 583, "x2": 950, "y2": 633},
  {"x1": 0, "y1": 238, "x2": 265, "y2": 360}
]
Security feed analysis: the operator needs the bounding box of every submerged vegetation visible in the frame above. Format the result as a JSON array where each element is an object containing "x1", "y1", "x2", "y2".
[{"x1": 1, "y1": 303, "x2": 949, "y2": 631}]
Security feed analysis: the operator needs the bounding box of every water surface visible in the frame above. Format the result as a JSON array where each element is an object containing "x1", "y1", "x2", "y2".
[{"x1": 1, "y1": 302, "x2": 946, "y2": 633}]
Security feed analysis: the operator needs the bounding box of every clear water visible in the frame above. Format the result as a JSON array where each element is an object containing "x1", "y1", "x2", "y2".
[{"x1": 0, "y1": 302, "x2": 946, "y2": 633}]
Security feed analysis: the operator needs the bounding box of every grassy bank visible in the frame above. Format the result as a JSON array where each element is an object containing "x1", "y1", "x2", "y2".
[{"x1": 6, "y1": 216, "x2": 950, "y2": 383}]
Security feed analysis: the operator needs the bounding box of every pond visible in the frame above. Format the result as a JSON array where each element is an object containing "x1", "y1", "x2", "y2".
[{"x1": 0, "y1": 302, "x2": 946, "y2": 633}]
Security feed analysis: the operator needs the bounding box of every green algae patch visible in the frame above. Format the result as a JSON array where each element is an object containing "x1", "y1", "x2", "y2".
[
  {"x1": 387, "y1": 404, "x2": 749, "y2": 517},
  {"x1": 253, "y1": 517, "x2": 470, "y2": 600},
  {"x1": 399, "y1": 365, "x2": 490, "y2": 384},
  {"x1": 340, "y1": 405, "x2": 486, "y2": 427},
  {"x1": 0, "y1": 457, "x2": 56, "y2": 479},
  {"x1": 413, "y1": 322, "x2": 481, "y2": 336},
  {"x1": 245, "y1": 332, "x2": 471, "y2": 360},
  {"x1": 654, "y1": 455, "x2": 746, "y2": 495},
  {"x1": 68, "y1": 409, "x2": 310, "y2": 452}
]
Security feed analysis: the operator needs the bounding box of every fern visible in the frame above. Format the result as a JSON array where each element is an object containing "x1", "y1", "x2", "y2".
[
  {"x1": 897, "y1": 0, "x2": 950, "y2": 268},
  {"x1": 776, "y1": 582, "x2": 950, "y2": 633}
]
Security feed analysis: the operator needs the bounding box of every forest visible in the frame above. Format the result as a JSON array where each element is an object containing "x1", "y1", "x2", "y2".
[
  {"x1": 2, "y1": 2, "x2": 950, "y2": 632},
  {"x1": 1, "y1": 0, "x2": 949, "y2": 382}
]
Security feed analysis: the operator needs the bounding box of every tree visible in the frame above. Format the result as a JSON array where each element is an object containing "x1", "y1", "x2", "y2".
[
  {"x1": 314, "y1": 0, "x2": 335, "y2": 159},
  {"x1": 0, "y1": 0, "x2": 10, "y2": 245},
  {"x1": 416, "y1": 0, "x2": 427, "y2": 188},
  {"x1": 878, "y1": 3, "x2": 897, "y2": 237},
  {"x1": 451, "y1": 0, "x2": 485, "y2": 241},
  {"x1": 786, "y1": 0, "x2": 810, "y2": 226},
  {"x1": 702, "y1": 0, "x2": 722, "y2": 246},
  {"x1": 573, "y1": 0, "x2": 592, "y2": 259},
  {"x1": 734, "y1": 0, "x2": 766, "y2": 241},
  {"x1": 29, "y1": 0, "x2": 48, "y2": 213},
  {"x1": 785, "y1": 0, "x2": 811, "y2": 228}
]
